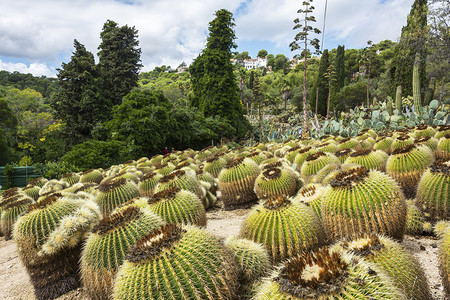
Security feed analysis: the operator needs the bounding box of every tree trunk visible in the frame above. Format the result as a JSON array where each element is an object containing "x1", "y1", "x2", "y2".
[
  {"x1": 315, "y1": 87, "x2": 319, "y2": 116},
  {"x1": 326, "y1": 86, "x2": 331, "y2": 119}
]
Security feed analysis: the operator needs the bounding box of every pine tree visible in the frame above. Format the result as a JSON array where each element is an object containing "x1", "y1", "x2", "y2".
[
  {"x1": 98, "y1": 20, "x2": 142, "y2": 108},
  {"x1": 390, "y1": 0, "x2": 428, "y2": 97},
  {"x1": 52, "y1": 40, "x2": 101, "y2": 146},
  {"x1": 312, "y1": 49, "x2": 329, "y2": 117},
  {"x1": 335, "y1": 45, "x2": 345, "y2": 91},
  {"x1": 189, "y1": 9, "x2": 250, "y2": 138},
  {"x1": 252, "y1": 75, "x2": 264, "y2": 120}
]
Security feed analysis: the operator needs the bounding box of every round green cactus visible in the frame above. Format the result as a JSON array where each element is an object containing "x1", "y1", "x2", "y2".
[
  {"x1": 414, "y1": 135, "x2": 439, "y2": 155},
  {"x1": 81, "y1": 205, "x2": 164, "y2": 300},
  {"x1": 284, "y1": 145, "x2": 303, "y2": 163},
  {"x1": 386, "y1": 144, "x2": 435, "y2": 199},
  {"x1": 292, "y1": 146, "x2": 316, "y2": 172},
  {"x1": 300, "y1": 151, "x2": 340, "y2": 183},
  {"x1": 224, "y1": 236, "x2": 271, "y2": 284},
  {"x1": 95, "y1": 177, "x2": 140, "y2": 217},
  {"x1": 321, "y1": 163, "x2": 363, "y2": 185},
  {"x1": 334, "y1": 148, "x2": 354, "y2": 163},
  {"x1": 374, "y1": 136, "x2": 394, "y2": 154},
  {"x1": 405, "y1": 200, "x2": 426, "y2": 235},
  {"x1": 333, "y1": 235, "x2": 431, "y2": 300},
  {"x1": 61, "y1": 172, "x2": 81, "y2": 186},
  {"x1": 154, "y1": 162, "x2": 175, "y2": 176},
  {"x1": 1, "y1": 194, "x2": 33, "y2": 239},
  {"x1": 435, "y1": 125, "x2": 450, "y2": 139},
  {"x1": 155, "y1": 169, "x2": 205, "y2": 202},
  {"x1": 13, "y1": 194, "x2": 99, "y2": 300},
  {"x1": 414, "y1": 124, "x2": 437, "y2": 138},
  {"x1": 80, "y1": 169, "x2": 103, "y2": 184},
  {"x1": 148, "y1": 186, "x2": 206, "y2": 227},
  {"x1": 416, "y1": 158, "x2": 450, "y2": 222},
  {"x1": 437, "y1": 134, "x2": 450, "y2": 160},
  {"x1": 27, "y1": 177, "x2": 49, "y2": 188},
  {"x1": 247, "y1": 151, "x2": 267, "y2": 165},
  {"x1": 344, "y1": 149, "x2": 388, "y2": 171},
  {"x1": 254, "y1": 166, "x2": 299, "y2": 200},
  {"x1": 239, "y1": 195, "x2": 325, "y2": 264},
  {"x1": 38, "y1": 179, "x2": 69, "y2": 197},
  {"x1": 438, "y1": 222, "x2": 450, "y2": 294},
  {"x1": 316, "y1": 141, "x2": 338, "y2": 153},
  {"x1": 112, "y1": 224, "x2": 239, "y2": 300},
  {"x1": 390, "y1": 135, "x2": 414, "y2": 153},
  {"x1": 252, "y1": 247, "x2": 406, "y2": 300},
  {"x1": 203, "y1": 155, "x2": 227, "y2": 178},
  {"x1": 196, "y1": 170, "x2": 218, "y2": 209},
  {"x1": 337, "y1": 137, "x2": 360, "y2": 150},
  {"x1": 292, "y1": 183, "x2": 325, "y2": 219},
  {"x1": 321, "y1": 167, "x2": 407, "y2": 242},
  {"x1": 23, "y1": 185, "x2": 41, "y2": 200},
  {"x1": 218, "y1": 157, "x2": 261, "y2": 210},
  {"x1": 138, "y1": 171, "x2": 163, "y2": 197}
]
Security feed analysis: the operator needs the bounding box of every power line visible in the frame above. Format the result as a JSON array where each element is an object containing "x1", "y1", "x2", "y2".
[{"x1": 321, "y1": 0, "x2": 328, "y2": 52}]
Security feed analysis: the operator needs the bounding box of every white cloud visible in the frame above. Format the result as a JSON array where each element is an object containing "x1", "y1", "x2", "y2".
[
  {"x1": 0, "y1": 59, "x2": 55, "y2": 77},
  {"x1": 0, "y1": 0, "x2": 414, "y2": 75}
]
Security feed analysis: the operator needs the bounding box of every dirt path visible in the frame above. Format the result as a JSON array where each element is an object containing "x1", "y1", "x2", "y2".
[{"x1": 1, "y1": 206, "x2": 447, "y2": 300}]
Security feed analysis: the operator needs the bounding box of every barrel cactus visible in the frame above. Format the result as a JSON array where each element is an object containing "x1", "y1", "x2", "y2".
[
  {"x1": 81, "y1": 205, "x2": 164, "y2": 299},
  {"x1": 292, "y1": 183, "x2": 325, "y2": 219},
  {"x1": 292, "y1": 146, "x2": 316, "y2": 171},
  {"x1": 1, "y1": 194, "x2": 33, "y2": 239},
  {"x1": 138, "y1": 171, "x2": 163, "y2": 197},
  {"x1": 61, "y1": 172, "x2": 81, "y2": 186},
  {"x1": 252, "y1": 246, "x2": 406, "y2": 300},
  {"x1": 334, "y1": 148, "x2": 354, "y2": 163},
  {"x1": 13, "y1": 194, "x2": 100, "y2": 300},
  {"x1": 254, "y1": 166, "x2": 299, "y2": 200},
  {"x1": 416, "y1": 158, "x2": 450, "y2": 222},
  {"x1": 321, "y1": 166, "x2": 407, "y2": 242},
  {"x1": 337, "y1": 137, "x2": 360, "y2": 150},
  {"x1": 414, "y1": 136, "x2": 439, "y2": 155},
  {"x1": 405, "y1": 200, "x2": 426, "y2": 235},
  {"x1": 437, "y1": 134, "x2": 450, "y2": 160},
  {"x1": 437, "y1": 222, "x2": 450, "y2": 294},
  {"x1": 300, "y1": 151, "x2": 340, "y2": 183},
  {"x1": 414, "y1": 125, "x2": 437, "y2": 138},
  {"x1": 374, "y1": 136, "x2": 394, "y2": 154},
  {"x1": 390, "y1": 135, "x2": 414, "y2": 153},
  {"x1": 435, "y1": 125, "x2": 450, "y2": 139},
  {"x1": 155, "y1": 169, "x2": 205, "y2": 202},
  {"x1": 147, "y1": 186, "x2": 206, "y2": 227},
  {"x1": 333, "y1": 235, "x2": 431, "y2": 300},
  {"x1": 239, "y1": 195, "x2": 325, "y2": 264},
  {"x1": 80, "y1": 169, "x2": 103, "y2": 184},
  {"x1": 203, "y1": 155, "x2": 227, "y2": 178},
  {"x1": 218, "y1": 157, "x2": 260, "y2": 210},
  {"x1": 386, "y1": 144, "x2": 434, "y2": 198},
  {"x1": 344, "y1": 149, "x2": 387, "y2": 171},
  {"x1": 112, "y1": 224, "x2": 239, "y2": 299},
  {"x1": 95, "y1": 177, "x2": 140, "y2": 217}
]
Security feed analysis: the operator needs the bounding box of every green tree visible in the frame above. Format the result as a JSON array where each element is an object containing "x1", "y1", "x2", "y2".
[
  {"x1": 235, "y1": 51, "x2": 251, "y2": 60},
  {"x1": 325, "y1": 64, "x2": 337, "y2": 119},
  {"x1": 290, "y1": 0, "x2": 321, "y2": 135},
  {"x1": 359, "y1": 40, "x2": 376, "y2": 107},
  {"x1": 0, "y1": 99, "x2": 18, "y2": 164},
  {"x1": 252, "y1": 75, "x2": 264, "y2": 119},
  {"x1": 52, "y1": 40, "x2": 101, "y2": 146},
  {"x1": 280, "y1": 77, "x2": 291, "y2": 111},
  {"x1": 333, "y1": 80, "x2": 367, "y2": 112},
  {"x1": 273, "y1": 54, "x2": 289, "y2": 72},
  {"x1": 335, "y1": 45, "x2": 345, "y2": 91},
  {"x1": 98, "y1": 20, "x2": 142, "y2": 108},
  {"x1": 189, "y1": 9, "x2": 250, "y2": 138},
  {"x1": 257, "y1": 49, "x2": 268, "y2": 58},
  {"x1": 312, "y1": 49, "x2": 329, "y2": 116},
  {"x1": 390, "y1": 0, "x2": 428, "y2": 97}
]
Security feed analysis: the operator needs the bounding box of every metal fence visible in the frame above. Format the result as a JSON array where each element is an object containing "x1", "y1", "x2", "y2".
[{"x1": 0, "y1": 166, "x2": 41, "y2": 188}]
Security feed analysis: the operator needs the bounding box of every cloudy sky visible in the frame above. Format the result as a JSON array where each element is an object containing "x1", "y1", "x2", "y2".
[{"x1": 0, "y1": 0, "x2": 415, "y2": 77}]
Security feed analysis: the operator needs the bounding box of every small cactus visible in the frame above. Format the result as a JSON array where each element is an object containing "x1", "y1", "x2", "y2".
[
  {"x1": 395, "y1": 85, "x2": 402, "y2": 112},
  {"x1": 138, "y1": 171, "x2": 163, "y2": 197},
  {"x1": 80, "y1": 169, "x2": 103, "y2": 184},
  {"x1": 254, "y1": 166, "x2": 299, "y2": 200},
  {"x1": 344, "y1": 149, "x2": 388, "y2": 171},
  {"x1": 95, "y1": 176, "x2": 140, "y2": 217},
  {"x1": 300, "y1": 151, "x2": 340, "y2": 183}
]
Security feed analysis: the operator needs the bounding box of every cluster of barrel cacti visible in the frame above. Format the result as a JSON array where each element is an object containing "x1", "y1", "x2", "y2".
[{"x1": 1, "y1": 123, "x2": 449, "y2": 299}]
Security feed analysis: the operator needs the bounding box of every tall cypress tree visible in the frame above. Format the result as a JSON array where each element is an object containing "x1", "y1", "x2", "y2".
[
  {"x1": 98, "y1": 20, "x2": 142, "y2": 108},
  {"x1": 190, "y1": 9, "x2": 250, "y2": 138},
  {"x1": 52, "y1": 40, "x2": 101, "y2": 146},
  {"x1": 390, "y1": 0, "x2": 428, "y2": 97},
  {"x1": 312, "y1": 49, "x2": 329, "y2": 116},
  {"x1": 335, "y1": 45, "x2": 345, "y2": 91}
]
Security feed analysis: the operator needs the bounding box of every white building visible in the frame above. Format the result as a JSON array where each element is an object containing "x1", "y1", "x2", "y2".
[{"x1": 243, "y1": 57, "x2": 268, "y2": 70}]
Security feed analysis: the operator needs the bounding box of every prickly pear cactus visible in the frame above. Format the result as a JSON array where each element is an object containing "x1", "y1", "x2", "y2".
[
  {"x1": 321, "y1": 167, "x2": 407, "y2": 242},
  {"x1": 112, "y1": 224, "x2": 239, "y2": 300}
]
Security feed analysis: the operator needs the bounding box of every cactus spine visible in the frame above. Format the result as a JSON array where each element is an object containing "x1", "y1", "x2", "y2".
[{"x1": 413, "y1": 53, "x2": 421, "y2": 113}]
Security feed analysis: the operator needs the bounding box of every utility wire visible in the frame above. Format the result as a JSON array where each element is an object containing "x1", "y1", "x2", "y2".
[{"x1": 321, "y1": 0, "x2": 328, "y2": 52}]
